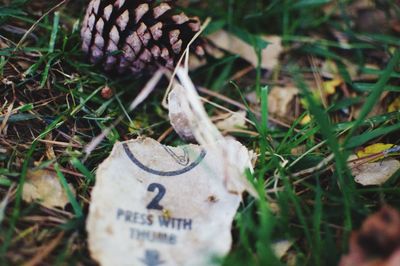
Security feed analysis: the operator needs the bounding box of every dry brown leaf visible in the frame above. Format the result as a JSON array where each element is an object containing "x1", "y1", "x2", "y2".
[
  {"x1": 22, "y1": 169, "x2": 75, "y2": 209},
  {"x1": 348, "y1": 155, "x2": 400, "y2": 186},
  {"x1": 353, "y1": 160, "x2": 400, "y2": 186},
  {"x1": 268, "y1": 86, "x2": 299, "y2": 118},
  {"x1": 272, "y1": 240, "x2": 292, "y2": 259},
  {"x1": 207, "y1": 30, "x2": 283, "y2": 70}
]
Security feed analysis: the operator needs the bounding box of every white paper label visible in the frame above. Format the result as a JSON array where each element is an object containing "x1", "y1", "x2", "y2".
[{"x1": 87, "y1": 138, "x2": 248, "y2": 266}]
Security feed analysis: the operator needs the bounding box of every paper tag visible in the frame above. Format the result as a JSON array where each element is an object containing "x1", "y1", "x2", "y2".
[{"x1": 87, "y1": 137, "x2": 249, "y2": 266}]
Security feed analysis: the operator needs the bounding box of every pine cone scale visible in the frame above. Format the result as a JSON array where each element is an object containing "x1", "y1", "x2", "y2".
[{"x1": 153, "y1": 3, "x2": 172, "y2": 19}]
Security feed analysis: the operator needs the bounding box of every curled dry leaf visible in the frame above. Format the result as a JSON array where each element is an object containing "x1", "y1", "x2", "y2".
[
  {"x1": 22, "y1": 169, "x2": 75, "y2": 209},
  {"x1": 340, "y1": 205, "x2": 400, "y2": 266},
  {"x1": 351, "y1": 159, "x2": 400, "y2": 186},
  {"x1": 272, "y1": 240, "x2": 293, "y2": 260},
  {"x1": 168, "y1": 84, "x2": 196, "y2": 142},
  {"x1": 207, "y1": 30, "x2": 283, "y2": 70},
  {"x1": 215, "y1": 111, "x2": 247, "y2": 132},
  {"x1": 169, "y1": 68, "x2": 258, "y2": 197}
]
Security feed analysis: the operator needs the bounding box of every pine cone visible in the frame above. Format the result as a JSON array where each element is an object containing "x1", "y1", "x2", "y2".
[{"x1": 81, "y1": 0, "x2": 204, "y2": 74}]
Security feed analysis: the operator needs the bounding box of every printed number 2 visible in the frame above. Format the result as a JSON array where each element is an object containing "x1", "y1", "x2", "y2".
[{"x1": 146, "y1": 183, "x2": 166, "y2": 210}]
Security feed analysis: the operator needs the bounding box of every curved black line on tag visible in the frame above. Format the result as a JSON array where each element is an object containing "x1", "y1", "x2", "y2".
[{"x1": 123, "y1": 143, "x2": 206, "y2": 176}]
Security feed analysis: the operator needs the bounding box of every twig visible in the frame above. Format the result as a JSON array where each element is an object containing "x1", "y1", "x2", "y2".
[
  {"x1": 23, "y1": 232, "x2": 64, "y2": 266},
  {"x1": 157, "y1": 127, "x2": 174, "y2": 142}
]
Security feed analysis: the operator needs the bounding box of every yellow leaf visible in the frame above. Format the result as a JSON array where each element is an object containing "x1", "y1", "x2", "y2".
[
  {"x1": 357, "y1": 143, "x2": 395, "y2": 161},
  {"x1": 323, "y1": 78, "x2": 342, "y2": 96},
  {"x1": 388, "y1": 97, "x2": 400, "y2": 113},
  {"x1": 300, "y1": 114, "x2": 311, "y2": 125}
]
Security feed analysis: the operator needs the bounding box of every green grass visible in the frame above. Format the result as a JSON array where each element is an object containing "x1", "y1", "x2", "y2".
[{"x1": 1, "y1": 0, "x2": 400, "y2": 265}]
